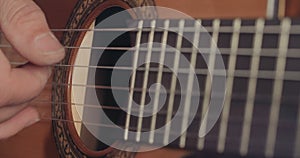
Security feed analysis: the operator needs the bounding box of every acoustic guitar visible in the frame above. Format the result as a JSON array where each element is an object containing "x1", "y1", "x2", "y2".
[{"x1": 0, "y1": 0, "x2": 299, "y2": 158}]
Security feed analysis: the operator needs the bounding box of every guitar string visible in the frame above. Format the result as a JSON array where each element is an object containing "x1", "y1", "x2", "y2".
[
  {"x1": 26, "y1": 48, "x2": 298, "y2": 142},
  {"x1": 2, "y1": 45, "x2": 300, "y2": 59},
  {"x1": 31, "y1": 77, "x2": 297, "y2": 126},
  {"x1": 7, "y1": 39, "x2": 298, "y2": 122},
  {"x1": 39, "y1": 117, "x2": 299, "y2": 148},
  {"x1": 28, "y1": 70, "x2": 300, "y2": 143},
  {"x1": 39, "y1": 103, "x2": 300, "y2": 130},
  {"x1": 36, "y1": 79, "x2": 300, "y2": 96},
  {"x1": 39, "y1": 114, "x2": 300, "y2": 139},
  {"x1": 39, "y1": 107, "x2": 300, "y2": 145},
  {"x1": 4, "y1": 61, "x2": 300, "y2": 81},
  {"x1": 31, "y1": 91, "x2": 300, "y2": 118},
  {"x1": 0, "y1": 24, "x2": 299, "y2": 33},
  {"x1": 42, "y1": 118, "x2": 300, "y2": 133},
  {"x1": 40, "y1": 86, "x2": 300, "y2": 142},
  {"x1": 32, "y1": 83, "x2": 300, "y2": 106}
]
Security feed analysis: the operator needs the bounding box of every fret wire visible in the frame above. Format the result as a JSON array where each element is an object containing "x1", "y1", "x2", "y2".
[
  {"x1": 198, "y1": 19, "x2": 221, "y2": 150},
  {"x1": 265, "y1": 18, "x2": 291, "y2": 158},
  {"x1": 163, "y1": 19, "x2": 185, "y2": 146},
  {"x1": 278, "y1": 0, "x2": 286, "y2": 18},
  {"x1": 136, "y1": 19, "x2": 156, "y2": 142},
  {"x1": 179, "y1": 20, "x2": 201, "y2": 148},
  {"x1": 266, "y1": 0, "x2": 276, "y2": 18},
  {"x1": 124, "y1": 20, "x2": 143, "y2": 141},
  {"x1": 240, "y1": 18, "x2": 265, "y2": 156},
  {"x1": 217, "y1": 19, "x2": 241, "y2": 153},
  {"x1": 294, "y1": 96, "x2": 300, "y2": 158},
  {"x1": 149, "y1": 19, "x2": 170, "y2": 144},
  {"x1": 273, "y1": 0, "x2": 280, "y2": 18}
]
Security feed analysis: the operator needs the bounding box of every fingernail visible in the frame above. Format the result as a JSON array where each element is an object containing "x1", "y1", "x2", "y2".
[
  {"x1": 35, "y1": 32, "x2": 64, "y2": 54},
  {"x1": 25, "y1": 118, "x2": 40, "y2": 128}
]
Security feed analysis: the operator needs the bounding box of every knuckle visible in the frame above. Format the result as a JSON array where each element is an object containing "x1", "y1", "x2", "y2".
[{"x1": 1, "y1": 0, "x2": 46, "y2": 28}]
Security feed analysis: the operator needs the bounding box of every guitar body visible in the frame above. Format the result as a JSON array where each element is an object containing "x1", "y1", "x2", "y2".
[{"x1": 0, "y1": 0, "x2": 299, "y2": 158}]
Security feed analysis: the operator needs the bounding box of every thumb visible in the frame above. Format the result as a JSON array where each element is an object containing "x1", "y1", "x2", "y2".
[{"x1": 0, "y1": 0, "x2": 65, "y2": 65}]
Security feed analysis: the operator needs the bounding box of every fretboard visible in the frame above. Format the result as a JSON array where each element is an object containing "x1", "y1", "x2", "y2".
[{"x1": 81, "y1": 18, "x2": 300, "y2": 157}]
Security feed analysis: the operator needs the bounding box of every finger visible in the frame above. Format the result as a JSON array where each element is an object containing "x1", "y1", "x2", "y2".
[
  {"x1": 0, "y1": 0, "x2": 65, "y2": 66},
  {"x1": 5, "y1": 64, "x2": 51, "y2": 105},
  {"x1": 0, "y1": 103, "x2": 27, "y2": 122},
  {"x1": 0, "y1": 50, "x2": 51, "y2": 106},
  {"x1": 0, "y1": 106, "x2": 39, "y2": 140}
]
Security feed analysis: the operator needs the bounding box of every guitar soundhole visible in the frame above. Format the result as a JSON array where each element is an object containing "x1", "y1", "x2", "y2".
[
  {"x1": 52, "y1": 0, "x2": 156, "y2": 157},
  {"x1": 75, "y1": 7, "x2": 132, "y2": 151},
  {"x1": 76, "y1": 6, "x2": 190, "y2": 151}
]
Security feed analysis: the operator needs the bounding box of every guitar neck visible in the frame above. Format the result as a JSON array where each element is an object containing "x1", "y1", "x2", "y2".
[
  {"x1": 129, "y1": 18, "x2": 299, "y2": 156},
  {"x1": 79, "y1": 18, "x2": 300, "y2": 157}
]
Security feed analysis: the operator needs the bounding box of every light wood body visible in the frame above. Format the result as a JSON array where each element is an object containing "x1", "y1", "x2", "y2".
[{"x1": 0, "y1": 0, "x2": 299, "y2": 157}]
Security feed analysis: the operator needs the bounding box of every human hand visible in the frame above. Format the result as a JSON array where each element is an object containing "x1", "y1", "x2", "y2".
[{"x1": 0, "y1": 0, "x2": 65, "y2": 139}]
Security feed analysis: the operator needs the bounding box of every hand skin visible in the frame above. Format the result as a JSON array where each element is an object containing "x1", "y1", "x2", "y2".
[{"x1": 0, "y1": 0, "x2": 65, "y2": 139}]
